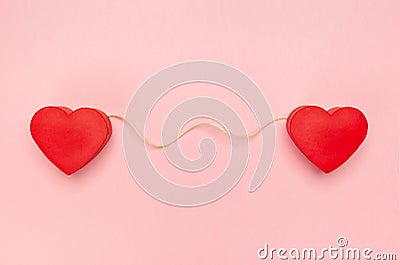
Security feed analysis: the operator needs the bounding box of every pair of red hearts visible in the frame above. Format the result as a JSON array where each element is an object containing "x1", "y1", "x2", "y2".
[{"x1": 30, "y1": 105, "x2": 368, "y2": 175}]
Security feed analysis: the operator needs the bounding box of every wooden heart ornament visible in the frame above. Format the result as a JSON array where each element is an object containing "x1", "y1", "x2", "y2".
[
  {"x1": 287, "y1": 106, "x2": 368, "y2": 173},
  {"x1": 30, "y1": 106, "x2": 112, "y2": 175}
]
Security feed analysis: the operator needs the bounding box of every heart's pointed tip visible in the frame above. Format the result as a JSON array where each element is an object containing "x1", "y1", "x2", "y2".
[
  {"x1": 322, "y1": 168, "x2": 334, "y2": 174},
  {"x1": 59, "y1": 167, "x2": 76, "y2": 175}
]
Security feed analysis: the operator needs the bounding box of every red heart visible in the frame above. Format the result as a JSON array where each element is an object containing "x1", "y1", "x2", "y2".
[
  {"x1": 30, "y1": 106, "x2": 112, "y2": 175},
  {"x1": 287, "y1": 106, "x2": 368, "y2": 173}
]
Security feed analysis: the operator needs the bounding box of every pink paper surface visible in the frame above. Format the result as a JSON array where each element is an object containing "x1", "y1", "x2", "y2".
[{"x1": 1, "y1": 0, "x2": 399, "y2": 264}]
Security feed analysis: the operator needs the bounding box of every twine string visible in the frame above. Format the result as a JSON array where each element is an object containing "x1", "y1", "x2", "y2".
[{"x1": 108, "y1": 114, "x2": 287, "y2": 149}]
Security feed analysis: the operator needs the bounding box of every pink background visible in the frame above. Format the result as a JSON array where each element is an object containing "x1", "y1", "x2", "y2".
[{"x1": 1, "y1": 0, "x2": 399, "y2": 264}]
